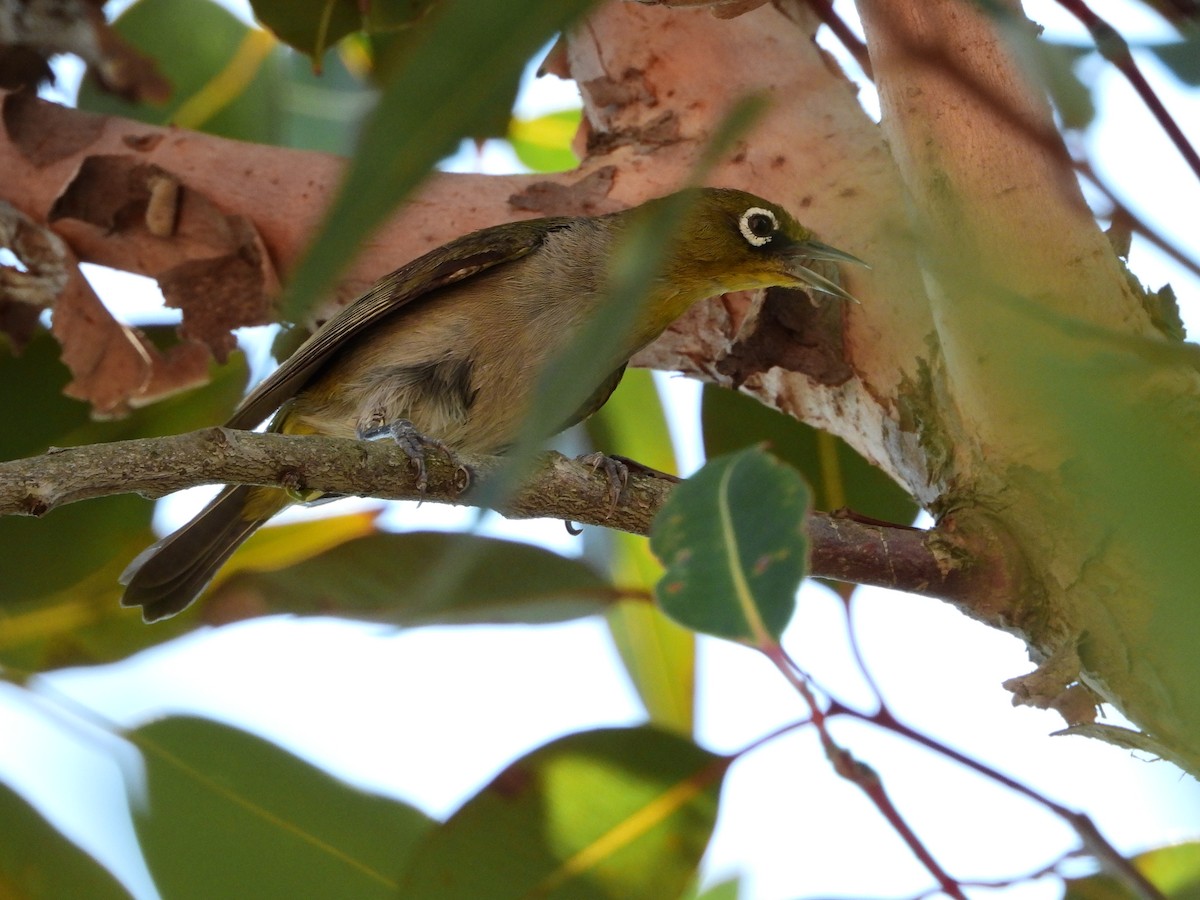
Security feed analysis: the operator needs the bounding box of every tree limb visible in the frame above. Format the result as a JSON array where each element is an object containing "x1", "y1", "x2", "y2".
[{"x1": 0, "y1": 428, "x2": 1003, "y2": 612}]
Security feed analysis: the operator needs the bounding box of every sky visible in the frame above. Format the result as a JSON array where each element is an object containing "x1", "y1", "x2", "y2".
[{"x1": 3, "y1": 1, "x2": 1200, "y2": 899}]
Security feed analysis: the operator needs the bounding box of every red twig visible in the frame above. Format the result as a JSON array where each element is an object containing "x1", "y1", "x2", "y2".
[
  {"x1": 1054, "y1": 0, "x2": 1200, "y2": 184},
  {"x1": 759, "y1": 641, "x2": 968, "y2": 900},
  {"x1": 804, "y1": 0, "x2": 874, "y2": 78}
]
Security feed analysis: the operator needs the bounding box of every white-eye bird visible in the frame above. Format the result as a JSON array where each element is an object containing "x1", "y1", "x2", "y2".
[{"x1": 120, "y1": 187, "x2": 862, "y2": 621}]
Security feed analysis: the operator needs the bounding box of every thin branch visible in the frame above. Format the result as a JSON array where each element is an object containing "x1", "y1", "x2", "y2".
[
  {"x1": 857, "y1": 705, "x2": 1166, "y2": 900},
  {"x1": 879, "y1": 3, "x2": 1200, "y2": 281},
  {"x1": 759, "y1": 643, "x2": 967, "y2": 899},
  {"x1": 1055, "y1": 0, "x2": 1200, "y2": 185},
  {"x1": 802, "y1": 0, "x2": 874, "y2": 77},
  {"x1": 0, "y1": 428, "x2": 1007, "y2": 609}
]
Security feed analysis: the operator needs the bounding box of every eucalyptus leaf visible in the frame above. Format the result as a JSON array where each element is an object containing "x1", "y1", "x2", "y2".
[
  {"x1": 249, "y1": 0, "x2": 360, "y2": 60},
  {"x1": 508, "y1": 108, "x2": 582, "y2": 173},
  {"x1": 282, "y1": 0, "x2": 597, "y2": 322},
  {"x1": 216, "y1": 530, "x2": 619, "y2": 625},
  {"x1": 588, "y1": 369, "x2": 696, "y2": 735},
  {"x1": 130, "y1": 716, "x2": 434, "y2": 900},
  {"x1": 702, "y1": 383, "x2": 918, "y2": 525},
  {"x1": 1064, "y1": 841, "x2": 1200, "y2": 898},
  {"x1": 0, "y1": 782, "x2": 131, "y2": 900},
  {"x1": 79, "y1": 0, "x2": 281, "y2": 142},
  {"x1": 651, "y1": 447, "x2": 810, "y2": 644},
  {"x1": 399, "y1": 727, "x2": 726, "y2": 899},
  {"x1": 1150, "y1": 37, "x2": 1200, "y2": 86}
]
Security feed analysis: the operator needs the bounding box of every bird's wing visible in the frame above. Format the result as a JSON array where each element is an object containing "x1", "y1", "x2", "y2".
[
  {"x1": 559, "y1": 363, "x2": 628, "y2": 434},
  {"x1": 227, "y1": 217, "x2": 575, "y2": 430}
]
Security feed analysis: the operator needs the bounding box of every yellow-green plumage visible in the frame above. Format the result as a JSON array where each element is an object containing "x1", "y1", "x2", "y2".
[{"x1": 120, "y1": 187, "x2": 861, "y2": 621}]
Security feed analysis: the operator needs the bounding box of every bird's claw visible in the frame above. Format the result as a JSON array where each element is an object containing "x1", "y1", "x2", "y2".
[
  {"x1": 359, "y1": 418, "x2": 459, "y2": 495},
  {"x1": 577, "y1": 451, "x2": 629, "y2": 517}
]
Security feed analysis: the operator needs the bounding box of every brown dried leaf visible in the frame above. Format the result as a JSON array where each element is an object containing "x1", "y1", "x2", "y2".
[
  {"x1": 508, "y1": 166, "x2": 618, "y2": 216},
  {"x1": 160, "y1": 240, "x2": 274, "y2": 362},
  {"x1": 0, "y1": 199, "x2": 69, "y2": 307},
  {"x1": 0, "y1": 46, "x2": 54, "y2": 92},
  {"x1": 51, "y1": 268, "x2": 211, "y2": 416},
  {"x1": 49, "y1": 155, "x2": 279, "y2": 359},
  {"x1": 0, "y1": 0, "x2": 169, "y2": 102},
  {"x1": 2, "y1": 90, "x2": 107, "y2": 168}
]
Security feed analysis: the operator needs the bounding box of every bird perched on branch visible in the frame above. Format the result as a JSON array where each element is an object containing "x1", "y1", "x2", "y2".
[{"x1": 120, "y1": 187, "x2": 862, "y2": 622}]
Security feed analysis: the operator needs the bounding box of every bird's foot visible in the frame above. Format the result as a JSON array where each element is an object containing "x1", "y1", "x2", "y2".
[
  {"x1": 577, "y1": 451, "x2": 630, "y2": 517},
  {"x1": 358, "y1": 418, "x2": 465, "y2": 494}
]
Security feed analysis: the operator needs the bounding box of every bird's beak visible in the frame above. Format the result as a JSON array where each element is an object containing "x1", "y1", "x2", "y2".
[{"x1": 785, "y1": 239, "x2": 868, "y2": 304}]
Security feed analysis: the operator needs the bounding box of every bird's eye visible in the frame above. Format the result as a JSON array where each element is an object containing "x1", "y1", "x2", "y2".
[{"x1": 739, "y1": 207, "x2": 778, "y2": 247}]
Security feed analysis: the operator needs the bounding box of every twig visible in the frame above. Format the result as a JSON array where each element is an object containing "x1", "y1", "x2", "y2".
[
  {"x1": 0, "y1": 427, "x2": 1005, "y2": 608},
  {"x1": 1055, "y1": 0, "x2": 1200, "y2": 185}
]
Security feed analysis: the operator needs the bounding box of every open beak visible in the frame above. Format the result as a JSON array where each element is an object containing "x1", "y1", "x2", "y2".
[{"x1": 785, "y1": 239, "x2": 868, "y2": 304}]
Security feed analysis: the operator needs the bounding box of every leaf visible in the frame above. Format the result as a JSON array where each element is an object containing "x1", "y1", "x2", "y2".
[
  {"x1": 687, "y1": 876, "x2": 742, "y2": 900},
  {"x1": 588, "y1": 369, "x2": 696, "y2": 735},
  {"x1": 702, "y1": 383, "x2": 918, "y2": 525},
  {"x1": 78, "y1": 0, "x2": 282, "y2": 143},
  {"x1": 281, "y1": 0, "x2": 597, "y2": 321},
  {"x1": 0, "y1": 335, "x2": 152, "y2": 605},
  {"x1": 399, "y1": 727, "x2": 727, "y2": 899},
  {"x1": 508, "y1": 108, "x2": 582, "y2": 173},
  {"x1": 969, "y1": 286, "x2": 1200, "y2": 762},
  {"x1": 1030, "y1": 40, "x2": 1095, "y2": 130},
  {"x1": 0, "y1": 512, "x2": 378, "y2": 672},
  {"x1": 1149, "y1": 36, "x2": 1200, "y2": 86},
  {"x1": 1064, "y1": 841, "x2": 1200, "y2": 898},
  {"x1": 274, "y1": 48, "x2": 378, "y2": 154},
  {"x1": 215, "y1": 530, "x2": 619, "y2": 625},
  {"x1": 249, "y1": 0, "x2": 361, "y2": 61},
  {"x1": 129, "y1": 716, "x2": 434, "y2": 900},
  {"x1": 0, "y1": 334, "x2": 247, "y2": 611},
  {"x1": 651, "y1": 448, "x2": 810, "y2": 643},
  {"x1": 0, "y1": 782, "x2": 131, "y2": 899},
  {"x1": 983, "y1": 10, "x2": 1096, "y2": 129}
]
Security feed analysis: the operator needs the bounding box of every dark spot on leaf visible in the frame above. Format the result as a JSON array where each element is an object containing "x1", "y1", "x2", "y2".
[{"x1": 491, "y1": 763, "x2": 534, "y2": 799}]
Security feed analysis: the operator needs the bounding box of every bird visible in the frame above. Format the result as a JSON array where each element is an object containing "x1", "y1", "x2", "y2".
[{"x1": 119, "y1": 186, "x2": 863, "y2": 622}]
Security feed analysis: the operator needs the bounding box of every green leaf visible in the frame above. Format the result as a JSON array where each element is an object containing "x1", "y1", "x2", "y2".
[
  {"x1": 0, "y1": 331, "x2": 93, "y2": 462},
  {"x1": 588, "y1": 369, "x2": 696, "y2": 735},
  {"x1": 974, "y1": 286, "x2": 1200, "y2": 762},
  {"x1": 651, "y1": 447, "x2": 810, "y2": 643},
  {"x1": 281, "y1": 0, "x2": 597, "y2": 322},
  {"x1": 687, "y1": 876, "x2": 742, "y2": 900},
  {"x1": 0, "y1": 335, "x2": 152, "y2": 606},
  {"x1": 1064, "y1": 841, "x2": 1200, "y2": 898},
  {"x1": 78, "y1": 0, "x2": 282, "y2": 143},
  {"x1": 0, "y1": 782, "x2": 131, "y2": 899},
  {"x1": 250, "y1": 0, "x2": 360, "y2": 60},
  {"x1": 130, "y1": 716, "x2": 434, "y2": 900},
  {"x1": 508, "y1": 108, "x2": 582, "y2": 173},
  {"x1": 215, "y1": 530, "x2": 620, "y2": 624},
  {"x1": 0, "y1": 334, "x2": 248, "y2": 610},
  {"x1": 983, "y1": 9, "x2": 1096, "y2": 129},
  {"x1": 702, "y1": 383, "x2": 918, "y2": 525},
  {"x1": 1032, "y1": 40, "x2": 1096, "y2": 130},
  {"x1": 399, "y1": 727, "x2": 727, "y2": 899},
  {"x1": 274, "y1": 48, "x2": 378, "y2": 154},
  {"x1": 1150, "y1": 37, "x2": 1200, "y2": 86}
]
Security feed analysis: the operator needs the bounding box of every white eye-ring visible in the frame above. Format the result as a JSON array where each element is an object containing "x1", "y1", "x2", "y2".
[{"x1": 739, "y1": 207, "x2": 778, "y2": 247}]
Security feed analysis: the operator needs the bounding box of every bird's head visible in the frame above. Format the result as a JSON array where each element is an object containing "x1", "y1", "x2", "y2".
[{"x1": 653, "y1": 187, "x2": 864, "y2": 303}]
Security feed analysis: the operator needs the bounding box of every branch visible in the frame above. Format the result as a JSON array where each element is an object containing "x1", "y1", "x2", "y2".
[{"x1": 0, "y1": 428, "x2": 1007, "y2": 613}]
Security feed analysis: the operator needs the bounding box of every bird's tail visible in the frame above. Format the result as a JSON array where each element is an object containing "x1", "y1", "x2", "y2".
[{"x1": 120, "y1": 485, "x2": 288, "y2": 622}]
